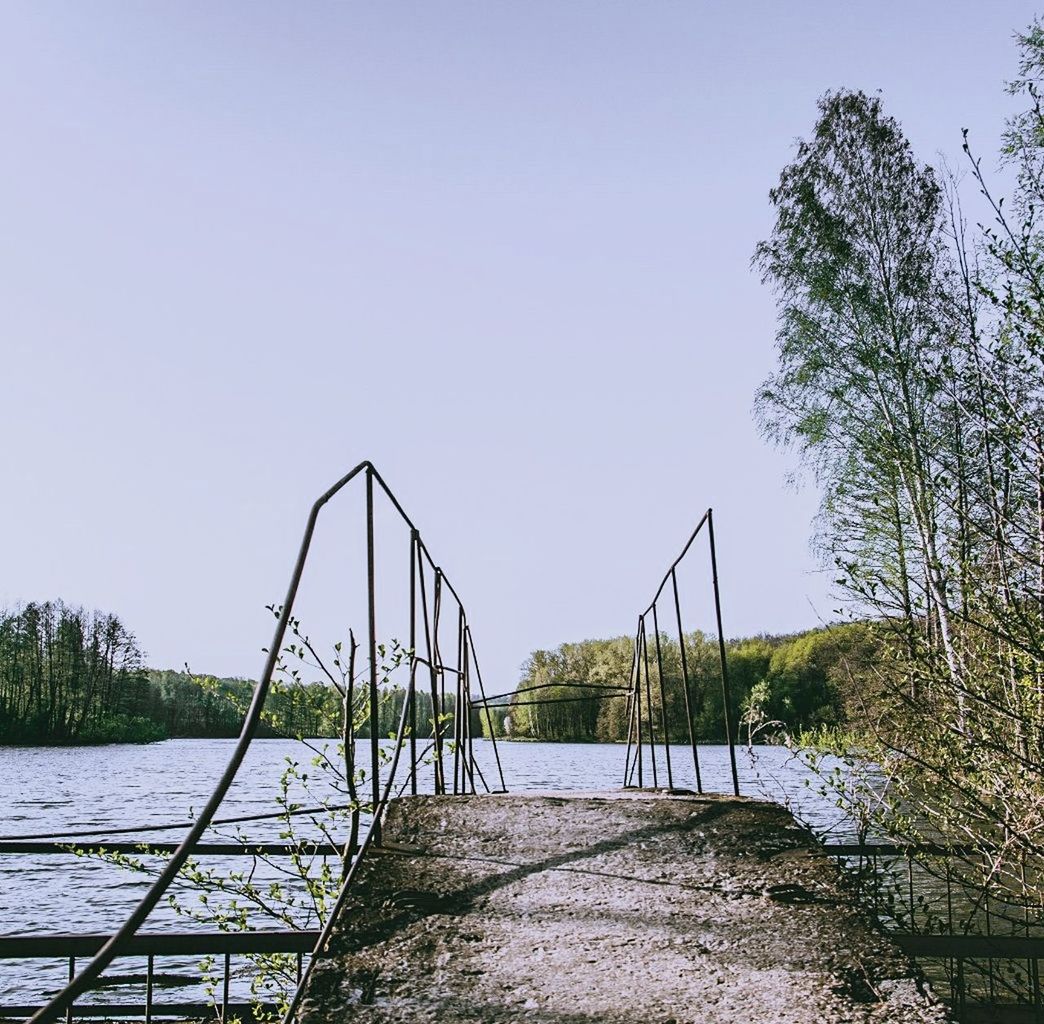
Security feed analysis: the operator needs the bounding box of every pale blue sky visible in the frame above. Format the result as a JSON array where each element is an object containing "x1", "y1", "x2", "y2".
[{"x1": 1, "y1": 2, "x2": 1039, "y2": 689}]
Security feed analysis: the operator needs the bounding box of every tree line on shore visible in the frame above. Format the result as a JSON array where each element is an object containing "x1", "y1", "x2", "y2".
[
  {"x1": 0, "y1": 600, "x2": 486, "y2": 743},
  {"x1": 0, "y1": 601, "x2": 160, "y2": 744},
  {"x1": 498, "y1": 625, "x2": 873, "y2": 743},
  {"x1": 0, "y1": 598, "x2": 868, "y2": 746}
]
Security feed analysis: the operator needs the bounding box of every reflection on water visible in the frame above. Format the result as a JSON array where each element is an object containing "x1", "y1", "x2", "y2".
[{"x1": 0, "y1": 737, "x2": 853, "y2": 1006}]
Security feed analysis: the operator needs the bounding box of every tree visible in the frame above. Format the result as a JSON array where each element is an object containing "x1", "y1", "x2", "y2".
[
  {"x1": 754, "y1": 89, "x2": 961, "y2": 697},
  {"x1": 755, "y1": 57, "x2": 1044, "y2": 922},
  {"x1": 0, "y1": 601, "x2": 159, "y2": 743}
]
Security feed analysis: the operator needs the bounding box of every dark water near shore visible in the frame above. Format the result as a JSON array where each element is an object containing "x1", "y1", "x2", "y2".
[{"x1": 0, "y1": 738, "x2": 856, "y2": 1006}]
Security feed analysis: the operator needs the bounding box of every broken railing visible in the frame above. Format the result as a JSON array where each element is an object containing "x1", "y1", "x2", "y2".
[
  {"x1": 825, "y1": 841, "x2": 1044, "y2": 1021},
  {"x1": 623, "y1": 508, "x2": 740, "y2": 796},
  {"x1": 13, "y1": 461, "x2": 505, "y2": 1024}
]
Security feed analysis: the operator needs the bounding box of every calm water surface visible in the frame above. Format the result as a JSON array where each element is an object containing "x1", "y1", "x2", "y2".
[{"x1": 0, "y1": 738, "x2": 858, "y2": 1004}]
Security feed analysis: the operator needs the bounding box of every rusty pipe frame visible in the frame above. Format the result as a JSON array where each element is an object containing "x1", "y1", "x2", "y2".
[
  {"x1": 671, "y1": 568, "x2": 702, "y2": 794},
  {"x1": 651, "y1": 603, "x2": 674, "y2": 790},
  {"x1": 465, "y1": 626, "x2": 507, "y2": 793},
  {"x1": 28, "y1": 460, "x2": 369, "y2": 1024},
  {"x1": 29, "y1": 461, "x2": 496, "y2": 1024},
  {"x1": 629, "y1": 508, "x2": 738, "y2": 797},
  {"x1": 707, "y1": 509, "x2": 739, "y2": 797}
]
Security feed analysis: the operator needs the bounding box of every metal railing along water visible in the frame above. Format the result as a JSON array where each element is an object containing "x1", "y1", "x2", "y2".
[
  {"x1": 622, "y1": 508, "x2": 740, "y2": 796},
  {"x1": 20, "y1": 487, "x2": 1022, "y2": 1022},
  {"x1": 6, "y1": 461, "x2": 506, "y2": 1023},
  {"x1": 824, "y1": 841, "x2": 1044, "y2": 1021}
]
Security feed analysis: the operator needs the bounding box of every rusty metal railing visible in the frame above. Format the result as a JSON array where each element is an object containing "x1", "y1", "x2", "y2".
[
  {"x1": 13, "y1": 473, "x2": 744, "y2": 1024},
  {"x1": 22, "y1": 461, "x2": 505, "y2": 1024},
  {"x1": 623, "y1": 508, "x2": 740, "y2": 796},
  {"x1": 825, "y1": 842, "x2": 1044, "y2": 1019}
]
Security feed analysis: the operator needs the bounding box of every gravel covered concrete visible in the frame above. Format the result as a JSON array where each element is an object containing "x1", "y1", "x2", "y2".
[{"x1": 297, "y1": 792, "x2": 951, "y2": 1024}]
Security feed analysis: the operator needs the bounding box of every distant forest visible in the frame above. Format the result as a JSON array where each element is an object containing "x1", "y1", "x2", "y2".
[
  {"x1": 0, "y1": 601, "x2": 460, "y2": 743},
  {"x1": 0, "y1": 601, "x2": 159, "y2": 744},
  {"x1": 0, "y1": 599, "x2": 866, "y2": 746},
  {"x1": 500, "y1": 625, "x2": 874, "y2": 743}
]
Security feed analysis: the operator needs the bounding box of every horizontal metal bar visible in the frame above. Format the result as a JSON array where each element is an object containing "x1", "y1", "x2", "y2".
[
  {"x1": 476, "y1": 682, "x2": 631, "y2": 704},
  {"x1": 894, "y1": 934, "x2": 1044, "y2": 959},
  {"x1": 413, "y1": 538, "x2": 467, "y2": 611},
  {"x1": 0, "y1": 931, "x2": 320, "y2": 958},
  {"x1": 482, "y1": 692, "x2": 630, "y2": 709},
  {"x1": 0, "y1": 1003, "x2": 276, "y2": 1019},
  {"x1": 413, "y1": 656, "x2": 462, "y2": 677},
  {"x1": 0, "y1": 841, "x2": 350, "y2": 857},
  {"x1": 0, "y1": 803, "x2": 357, "y2": 843},
  {"x1": 642, "y1": 509, "x2": 711, "y2": 615},
  {"x1": 823, "y1": 843, "x2": 984, "y2": 857}
]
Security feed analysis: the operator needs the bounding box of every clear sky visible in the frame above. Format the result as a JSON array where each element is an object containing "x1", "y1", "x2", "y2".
[{"x1": 1, "y1": 1, "x2": 1040, "y2": 690}]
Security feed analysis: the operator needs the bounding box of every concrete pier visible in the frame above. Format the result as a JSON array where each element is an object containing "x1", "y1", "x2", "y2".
[{"x1": 296, "y1": 792, "x2": 949, "y2": 1023}]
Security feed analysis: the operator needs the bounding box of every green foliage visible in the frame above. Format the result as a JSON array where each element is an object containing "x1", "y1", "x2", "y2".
[
  {"x1": 754, "y1": 25, "x2": 1044, "y2": 925},
  {"x1": 506, "y1": 626, "x2": 869, "y2": 743},
  {"x1": 0, "y1": 601, "x2": 154, "y2": 744},
  {"x1": 78, "y1": 623, "x2": 421, "y2": 1021},
  {"x1": 0, "y1": 604, "x2": 449, "y2": 745}
]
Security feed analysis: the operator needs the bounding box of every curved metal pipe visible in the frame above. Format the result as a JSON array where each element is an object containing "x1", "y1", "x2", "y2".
[
  {"x1": 30, "y1": 461, "x2": 373, "y2": 1024},
  {"x1": 641, "y1": 509, "x2": 710, "y2": 615}
]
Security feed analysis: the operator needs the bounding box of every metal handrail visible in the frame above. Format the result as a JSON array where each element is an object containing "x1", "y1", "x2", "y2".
[
  {"x1": 25, "y1": 461, "x2": 505, "y2": 1023},
  {"x1": 623, "y1": 508, "x2": 739, "y2": 796},
  {"x1": 2, "y1": 932, "x2": 319, "y2": 1024},
  {"x1": 18, "y1": 472, "x2": 739, "y2": 1022},
  {"x1": 1, "y1": 933, "x2": 320, "y2": 958},
  {"x1": 0, "y1": 841, "x2": 353, "y2": 856},
  {"x1": 823, "y1": 842, "x2": 990, "y2": 857},
  {"x1": 0, "y1": 803, "x2": 359, "y2": 843}
]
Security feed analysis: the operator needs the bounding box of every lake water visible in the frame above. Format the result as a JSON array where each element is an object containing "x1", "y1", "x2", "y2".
[{"x1": 0, "y1": 737, "x2": 859, "y2": 1007}]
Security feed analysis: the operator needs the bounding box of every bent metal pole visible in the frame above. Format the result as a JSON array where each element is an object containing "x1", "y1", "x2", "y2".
[
  {"x1": 707, "y1": 508, "x2": 740, "y2": 797},
  {"x1": 28, "y1": 461, "x2": 375, "y2": 1024}
]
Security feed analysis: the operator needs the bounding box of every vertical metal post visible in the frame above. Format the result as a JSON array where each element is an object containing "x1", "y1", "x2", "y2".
[
  {"x1": 454, "y1": 607, "x2": 465, "y2": 794},
  {"x1": 906, "y1": 855, "x2": 915, "y2": 931},
  {"x1": 640, "y1": 617, "x2": 658, "y2": 788},
  {"x1": 671, "y1": 568, "x2": 702, "y2": 793},
  {"x1": 945, "y1": 860, "x2": 955, "y2": 1005},
  {"x1": 66, "y1": 957, "x2": 74, "y2": 1024},
  {"x1": 417, "y1": 558, "x2": 444, "y2": 794},
  {"x1": 707, "y1": 509, "x2": 739, "y2": 797},
  {"x1": 222, "y1": 952, "x2": 231, "y2": 1021},
  {"x1": 466, "y1": 628, "x2": 506, "y2": 792},
  {"x1": 622, "y1": 636, "x2": 638, "y2": 786},
  {"x1": 145, "y1": 954, "x2": 154, "y2": 1024},
  {"x1": 634, "y1": 617, "x2": 659, "y2": 789},
  {"x1": 651, "y1": 603, "x2": 674, "y2": 790},
  {"x1": 409, "y1": 531, "x2": 418, "y2": 795},
  {"x1": 434, "y1": 570, "x2": 445, "y2": 794},
  {"x1": 365, "y1": 467, "x2": 381, "y2": 836},
  {"x1": 634, "y1": 622, "x2": 644, "y2": 787},
  {"x1": 463, "y1": 620, "x2": 475, "y2": 793},
  {"x1": 985, "y1": 869, "x2": 996, "y2": 1004},
  {"x1": 1023, "y1": 855, "x2": 1035, "y2": 1017}
]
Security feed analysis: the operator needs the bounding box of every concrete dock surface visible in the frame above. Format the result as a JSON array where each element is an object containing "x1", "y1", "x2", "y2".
[{"x1": 296, "y1": 791, "x2": 950, "y2": 1023}]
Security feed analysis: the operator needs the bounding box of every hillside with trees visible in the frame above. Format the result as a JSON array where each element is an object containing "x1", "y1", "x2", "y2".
[
  {"x1": 0, "y1": 599, "x2": 864, "y2": 746},
  {"x1": 0, "y1": 602, "x2": 480, "y2": 744},
  {"x1": 500, "y1": 625, "x2": 876, "y2": 743}
]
